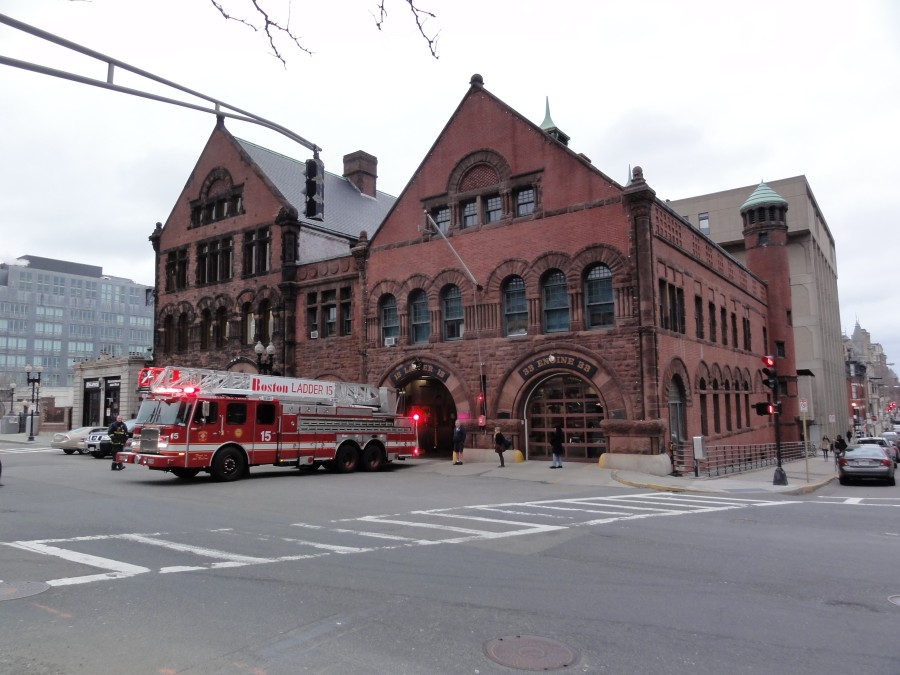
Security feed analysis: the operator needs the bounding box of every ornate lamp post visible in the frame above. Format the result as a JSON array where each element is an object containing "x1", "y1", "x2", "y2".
[
  {"x1": 8, "y1": 382, "x2": 15, "y2": 415},
  {"x1": 254, "y1": 342, "x2": 275, "y2": 375},
  {"x1": 25, "y1": 364, "x2": 43, "y2": 441}
]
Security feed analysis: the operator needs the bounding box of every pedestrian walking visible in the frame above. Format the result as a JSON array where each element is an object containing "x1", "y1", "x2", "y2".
[
  {"x1": 819, "y1": 436, "x2": 830, "y2": 460},
  {"x1": 834, "y1": 433, "x2": 847, "y2": 468},
  {"x1": 452, "y1": 418, "x2": 465, "y2": 465},
  {"x1": 549, "y1": 424, "x2": 564, "y2": 468},
  {"x1": 493, "y1": 426, "x2": 509, "y2": 467},
  {"x1": 108, "y1": 415, "x2": 128, "y2": 471}
]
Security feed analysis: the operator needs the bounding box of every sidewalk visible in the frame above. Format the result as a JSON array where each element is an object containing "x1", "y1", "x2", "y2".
[
  {"x1": 410, "y1": 452, "x2": 837, "y2": 495},
  {"x1": 0, "y1": 431, "x2": 837, "y2": 495}
]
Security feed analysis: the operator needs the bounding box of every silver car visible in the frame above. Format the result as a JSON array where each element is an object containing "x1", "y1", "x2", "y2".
[{"x1": 838, "y1": 445, "x2": 896, "y2": 486}]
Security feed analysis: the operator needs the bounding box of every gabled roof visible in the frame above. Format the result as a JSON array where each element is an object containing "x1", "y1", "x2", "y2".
[{"x1": 235, "y1": 137, "x2": 396, "y2": 239}]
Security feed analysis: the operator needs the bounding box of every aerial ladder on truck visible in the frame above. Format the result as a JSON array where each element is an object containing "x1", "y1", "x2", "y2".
[{"x1": 137, "y1": 366, "x2": 401, "y2": 414}]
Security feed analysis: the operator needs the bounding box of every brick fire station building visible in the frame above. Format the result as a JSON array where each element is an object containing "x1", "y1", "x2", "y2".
[{"x1": 150, "y1": 74, "x2": 799, "y2": 467}]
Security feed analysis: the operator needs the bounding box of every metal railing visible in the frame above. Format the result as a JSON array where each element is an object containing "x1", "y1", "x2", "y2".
[{"x1": 674, "y1": 442, "x2": 816, "y2": 478}]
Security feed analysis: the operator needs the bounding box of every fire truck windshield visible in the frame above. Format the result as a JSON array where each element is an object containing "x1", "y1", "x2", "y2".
[{"x1": 135, "y1": 399, "x2": 193, "y2": 426}]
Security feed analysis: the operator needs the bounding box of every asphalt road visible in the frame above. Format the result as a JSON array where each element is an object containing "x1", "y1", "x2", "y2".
[{"x1": 2, "y1": 444, "x2": 899, "y2": 674}]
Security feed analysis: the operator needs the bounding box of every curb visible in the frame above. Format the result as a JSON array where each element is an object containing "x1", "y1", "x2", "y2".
[
  {"x1": 610, "y1": 470, "x2": 722, "y2": 494},
  {"x1": 780, "y1": 475, "x2": 837, "y2": 495}
]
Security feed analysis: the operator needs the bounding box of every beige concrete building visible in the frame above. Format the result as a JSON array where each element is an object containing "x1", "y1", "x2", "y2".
[{"x1": 668, "y1": 176, "x2": 847, "y2": 443}]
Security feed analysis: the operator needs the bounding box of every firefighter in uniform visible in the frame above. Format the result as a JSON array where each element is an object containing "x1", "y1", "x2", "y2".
[{"x1": 108, "y1": 415, "x2": 128, "y2": 471}]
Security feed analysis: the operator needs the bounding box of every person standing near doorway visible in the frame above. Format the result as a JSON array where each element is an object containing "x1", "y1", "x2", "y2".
[
  {"x1": 549, "y1": 424, "x2": 564, "y2": 468},
  {"x1": 452, "y1": 418, "x2": 466, "y2": 465},
  {"x1": 493, "y1": 427, "x2": 508, "y2": 467}
]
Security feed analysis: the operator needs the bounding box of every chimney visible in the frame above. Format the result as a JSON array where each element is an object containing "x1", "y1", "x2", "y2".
[{"x1": 343, "y1": 151, "x2": 377, "y2": 197}]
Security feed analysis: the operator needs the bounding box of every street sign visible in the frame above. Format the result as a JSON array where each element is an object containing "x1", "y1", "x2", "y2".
[{"x1": 799, "y1": 398, "x2": 808, "y2": 413}]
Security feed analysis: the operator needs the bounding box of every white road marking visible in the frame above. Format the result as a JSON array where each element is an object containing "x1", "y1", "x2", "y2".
[{"x1": 4, "y1": 494, "x2": 787, "y2": 587}]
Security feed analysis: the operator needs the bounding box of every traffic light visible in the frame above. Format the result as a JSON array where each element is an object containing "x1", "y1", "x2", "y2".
[
  {"x1": 304, "y1": 157, "x2": 325, "y2": 220},
  {"x1": 761, "y1": 355, "x2": 777, "y2": 390},
  {"x1": 754, "y1": 401, "x2": 781, "y2": 416}
]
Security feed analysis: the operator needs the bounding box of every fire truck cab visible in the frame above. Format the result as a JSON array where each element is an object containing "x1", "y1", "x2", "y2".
[{"x1": 117, "y1": 367, "x2": 419, "y2": 481}]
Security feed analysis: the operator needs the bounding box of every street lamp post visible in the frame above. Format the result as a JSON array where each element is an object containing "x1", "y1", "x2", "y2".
[
  {"x1": 8, "y1": 382, "x2": 15, "y2": 415},
  {"x1": 25, "y1": 364, "x2": 43, "y2": 442},
  {"x1": 255, "y1": 342, "x2": 275, "y2": 375}
]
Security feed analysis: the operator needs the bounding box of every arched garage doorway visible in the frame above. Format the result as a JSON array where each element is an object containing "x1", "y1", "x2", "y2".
[
  {"x1": 399, "y1": 374, "x2": 458, "y2": 457},
  {"x1": 525, "y1": 374, "x2": 607, "y2": 462}
]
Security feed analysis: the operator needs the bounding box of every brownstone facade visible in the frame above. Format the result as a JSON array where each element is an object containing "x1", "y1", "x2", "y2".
[{"x1": 151, "y1": 75, "x2": 797, "y2": 466}]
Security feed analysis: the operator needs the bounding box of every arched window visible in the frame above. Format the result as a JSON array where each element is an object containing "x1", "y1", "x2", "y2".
[
  {"x1": 200, "y1": 309, "x2": 212, "y2": 350},
  {"x1": 724, "y1": 381, "x2": 732, "y2": 431},
  {"x1": 258, "y1": 299, "x2": 273, "y2": 345},
  {"x1": 541, "y1": 269, "x2": 569, "y2": 333},
  {"x1": 214, "y1": 307, "x2": 229, "y2": 349},
  {"x1": 584, "y1": 264, "x2": 613, "y2": 328},
  {"x1": 409, "y1": 290, "x2": 429, "y2": 344},
  {"x1": 712, "y1": 379, "x2": 721, "y2": 434},
  {"x1": 162, "y1": 315, "x2": 174, "y2": 353},
  {"x1": 698, "y1": 377, "x2": 709, "y2": 436},
  {"x1": 441, "y1": 284, "x2": 463, "y2": 341},
  {"x1": 380, "y1": 294, "x2": 399, "y2": 345},
  {"x1": 241, "y1": 302, "x2": 255, "y2": 345},
  {"x1": 176, "y1": 313, "x2": 190, "y2": 352},
  {"x1": 502, "y1": 276, "x2": 527, "y2": 336}
]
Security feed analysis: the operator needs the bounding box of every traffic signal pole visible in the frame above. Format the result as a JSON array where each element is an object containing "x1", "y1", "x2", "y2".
[{"x1": 763, "y1": 355, "x2": 788, "y2": 485}]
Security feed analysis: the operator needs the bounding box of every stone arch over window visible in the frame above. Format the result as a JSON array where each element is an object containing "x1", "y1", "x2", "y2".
[
  {"x1": 199, "y1": 167, "x2": 234, "y2": 201},
  {"x1": 484, "y1": 259, "x2": 532, "y2": 296},
  {"x1": 531, "y1": 251, "x2": 573, "y2": 286},
  {"x1": 396, "y1": 273, "x2": 433, "y2": 307},
  {"x1": 446, "y1": 150, "x2": 511, "y2": 194},
  {"x1": 661, "y1": 358, "x2": 692, "y2": 402},
  {"x1": 694, "y1": 361, "x2": 711, "y2": 389},
  {"x1": 368, "y1": 280, "x2": 404, "y2": 317}
]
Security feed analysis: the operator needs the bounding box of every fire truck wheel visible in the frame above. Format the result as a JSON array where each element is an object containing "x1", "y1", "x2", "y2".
[
  {"x1": 211, "y1": 446, "x2": 246, "y2": 482},
  {"x1": 170, "y1": 468, "x2": 201, "y2": 479},
  {"x1": 331, "y1": 443, "x2": 359, "y2": 473},
  {"x1": 360, "y1": 445, "x2": 384, "y2": 471}
]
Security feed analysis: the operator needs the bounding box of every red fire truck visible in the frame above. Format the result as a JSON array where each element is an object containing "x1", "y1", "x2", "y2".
[{"x1": 117, "y1": 367, "x2": 420, "y2": 481}]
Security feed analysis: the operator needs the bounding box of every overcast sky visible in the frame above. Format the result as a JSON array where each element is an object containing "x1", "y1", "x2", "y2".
[{"x1": 2, "y1": 0, "x2": 899, "y2": 362}]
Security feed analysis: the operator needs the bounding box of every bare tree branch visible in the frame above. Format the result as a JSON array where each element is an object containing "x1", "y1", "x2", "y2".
[
  {"x1": 208, "y1": 0, "x2": 440, "y2": 65},
  {"x1": 209, "y1": 0, "x2": 311, "y2": 68},
  {"x1": 373, "y1": 0, "x2": 440, "y2": 59}
]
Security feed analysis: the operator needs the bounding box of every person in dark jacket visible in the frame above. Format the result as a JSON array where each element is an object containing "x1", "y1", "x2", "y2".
[
  {"x1": 549, "y1": 424, "x2": 564, "y2": 468},
  {"x1": 493, "y1": 426, "x2": 508, "y2": 467},
  {"x1": 108, "y1": 415, "x2": 128, "y2": 471},
  {"x1": 452, "y1": 418, "x2": 466, "y2": 465}
]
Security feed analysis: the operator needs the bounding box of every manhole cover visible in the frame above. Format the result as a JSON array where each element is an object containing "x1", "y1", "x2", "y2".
[
  {"x1": 0, "y1": 581, "x2": 50, "y2": 601},
  {"x1": 483, "y1": 635, "x2": 579, "y2": 671},
  {"x1": 889, "y1": 595, "x2": 900, "y2": 608}
]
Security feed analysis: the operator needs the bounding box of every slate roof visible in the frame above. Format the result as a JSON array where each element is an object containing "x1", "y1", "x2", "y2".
[{"x1": 236, "y1": 138, "x2": 396, "y2": 239}]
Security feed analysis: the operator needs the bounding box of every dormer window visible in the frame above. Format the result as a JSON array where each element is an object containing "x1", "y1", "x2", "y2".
[
  {"x1": 421, "y1": 150, "x2": 541, "y2": 234},
  {"x1": 190, "y1": 168, "x2": 244, "y2": 227}
]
